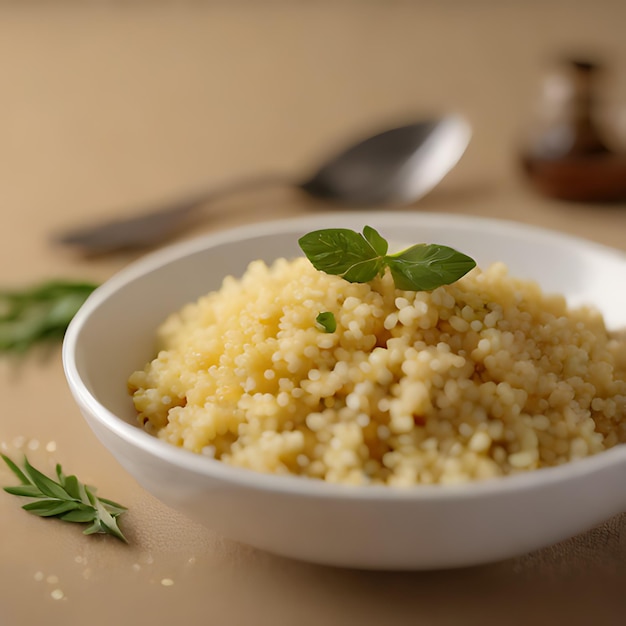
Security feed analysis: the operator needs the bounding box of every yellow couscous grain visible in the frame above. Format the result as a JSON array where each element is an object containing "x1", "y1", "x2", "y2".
[{"x1": 128, "y1": 258, "x2": 626, "y2": 486}]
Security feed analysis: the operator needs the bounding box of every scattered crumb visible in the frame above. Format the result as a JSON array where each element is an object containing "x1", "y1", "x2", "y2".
[{"x1": 50, "y1": 589, "x2": 65, "y2": 601}]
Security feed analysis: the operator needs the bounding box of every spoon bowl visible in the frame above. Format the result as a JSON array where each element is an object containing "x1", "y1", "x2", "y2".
[
  {"x1": 54, "y1": 115, "x2": 471, "y2": 254},
  {"x1": 301, "y1": 115, "x2": 471, "y2": 205}
]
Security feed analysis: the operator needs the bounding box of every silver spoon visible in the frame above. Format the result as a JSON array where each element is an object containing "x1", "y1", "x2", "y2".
[{"x1": 54, "y1": 115, "x2": 471, "y2": 255}]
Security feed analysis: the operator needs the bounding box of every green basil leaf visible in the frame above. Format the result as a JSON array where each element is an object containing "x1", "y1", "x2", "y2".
[
  {"x1": 298, "y1": 228, "x2": 383, "y2": 281},
  {"x1": 362, "y1": 225, "x2": 388, "y2": 256},
  {"x1": 315, "y1": 312, "x2": 336, "y2": 333},
  {"x1": 386, "y1": 244, "x2": 476, "y2": 291},
  {"x1": 299, "y1": 227, "x2": 476, "y2": 292},
  {"x1": 341, "y1": 257, "x2": 385, "y2": 283}
]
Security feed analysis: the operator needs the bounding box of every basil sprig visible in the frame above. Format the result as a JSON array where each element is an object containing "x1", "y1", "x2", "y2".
[
  {"x1": 2, "y1": 454, "x2": 128, "y2": 542},
  {"x1": 298, "y1": 226, "x2": 476, "y2": 291}
]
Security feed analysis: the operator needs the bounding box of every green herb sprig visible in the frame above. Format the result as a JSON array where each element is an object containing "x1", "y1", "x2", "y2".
[
  {"x1": 0, "y1": 280, "x2": 98, "y2": 353},
  {"x1": 298, "y1": 226, "x2": 476, "y2": 291},
  {"x1": 1, "y1": 454, "x2": 128, "y2": 542}
]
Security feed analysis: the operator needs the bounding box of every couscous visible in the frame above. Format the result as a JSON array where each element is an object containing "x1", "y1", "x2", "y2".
[{"x1": 128, "y1": 257, "x2": 626, "y2": 485}]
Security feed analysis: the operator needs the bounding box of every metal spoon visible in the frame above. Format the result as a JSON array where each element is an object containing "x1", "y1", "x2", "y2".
[{"x1": 54, "y1": 115, "x2": 471, "y2": 254}]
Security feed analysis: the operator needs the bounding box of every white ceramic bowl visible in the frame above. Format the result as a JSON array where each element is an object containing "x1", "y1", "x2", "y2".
[{"x1": 62, "y1": 212, "x2": 626, "y2": 570}]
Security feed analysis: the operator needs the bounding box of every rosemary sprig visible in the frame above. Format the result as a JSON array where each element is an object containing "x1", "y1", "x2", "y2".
[
  {"x1": 1, "y1": 454, "x2": 128, "y2": 542},
  {"x1": 0, "y1": 280, "x2": 98, "y2": 353}
]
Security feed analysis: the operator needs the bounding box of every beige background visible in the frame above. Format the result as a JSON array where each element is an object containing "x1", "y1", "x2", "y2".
[{"x1": 1, "y1": 2, "x2": 626, "y2": 624}]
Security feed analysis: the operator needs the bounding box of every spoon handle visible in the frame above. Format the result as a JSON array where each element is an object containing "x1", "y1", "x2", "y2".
[{"x1": 53, "y1": 172, "x2": 293, "y2": 255}]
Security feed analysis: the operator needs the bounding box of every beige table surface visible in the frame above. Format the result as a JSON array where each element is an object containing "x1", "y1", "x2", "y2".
[{"x1": 2, "y1": 2, "x2": 626, "y2": 625}]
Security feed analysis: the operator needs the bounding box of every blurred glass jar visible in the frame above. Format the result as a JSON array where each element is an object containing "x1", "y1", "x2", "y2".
[{"x1": 521, "y1": 57, "x2": 626, "y2": 202}]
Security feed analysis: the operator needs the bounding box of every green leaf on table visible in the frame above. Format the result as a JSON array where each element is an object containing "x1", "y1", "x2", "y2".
[
  {"x1": 60, "y1": 507, "x2": 100, "y2": 523},
  {"x1": 22, "y1": 457, "x2": 71, "y2": 500},
  {"x1": 1, "y1": 454, "x2": 128, "y2": 543},
  {"x1": 0, "y1": 280, "x2": 99, "y2": 354},
  {"x1": 22, "y1": 499, "x2": 81, "y2": 517},
  {"x1": 3, "y1": 484, "x2": 43, "y2": 497}
]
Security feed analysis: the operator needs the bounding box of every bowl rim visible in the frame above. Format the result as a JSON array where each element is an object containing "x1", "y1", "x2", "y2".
[{"x1": 62, "y1": 211, "x2": 626, "y2": 501}]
